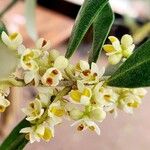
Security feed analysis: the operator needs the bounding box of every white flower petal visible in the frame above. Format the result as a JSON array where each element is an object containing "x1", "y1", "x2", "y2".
[
  {"x1": 24, "y1": 71, "x2": 35, "y2": 84},
  {"x1": 36, "y1": 38, "x2": 50, "y2": 51},
  {"x1": 54, "y1": 56, "x2": 68, "y2": 69},
  {"x1": 77, "y1": 80, "x2": 85, "y2": 92},
  {"x1": 17, "y1": 44, "x2": 26, "y2": 55},
  {"x1": 1, "y1": 31, "x2": 10, "y2": 46},
  {"x1": 108, "y1": 53, "x2": 122, "y2": 65},
  {"x1": 79, "y1": 60, "x2": 89, "y2": 70},
  {"x1": 91, "y1": 62, "x2": 99, "y2": 74},
  {"x1": 121, "y1": 34, "x2": 133, "y2": 48},
  {"x1": 80, "y1": 96, "x2": 90, "y2": 105},
  {"x1": 108, "y1": 36, "x2": 121, "y2": 51}
]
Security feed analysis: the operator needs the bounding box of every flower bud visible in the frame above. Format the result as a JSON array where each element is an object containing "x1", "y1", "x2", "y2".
[
  {"x1": 108, "y1": 53, "x2": 122, "y2": 65},
  {"x1": 49, "y1": 49, "x2": 59, "y2": 61},
  {"x1": 36, "y1": 38, "x2": 50, "y2": 51},
  {"x1": 89, "y1": 108, "x2": 106, "y2": 122},
  {"x1": 54, "y1": 56, "x2": 68, "y2": 69},
  {"x1": 69, "y1": 109, "x2": 83, "y2": 120}
]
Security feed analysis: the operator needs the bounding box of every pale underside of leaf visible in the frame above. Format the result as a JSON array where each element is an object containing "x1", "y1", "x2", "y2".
[
  {"x1": 25, "y1": 0, "x2": 38, "y2": 41},
  {"x1": 0, "y1": 42, "x2": 18, "y2": 79}
]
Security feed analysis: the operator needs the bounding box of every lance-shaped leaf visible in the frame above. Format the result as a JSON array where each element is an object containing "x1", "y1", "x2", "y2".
[
  {"x1": 25, "y1": 0, "x2": 38, "y2": 41},
  {"x1": 107, "y1": 39, "x2": 150, "y2": 88},
  {"x1": 0, "y1": 42, "x2": 18, "y2": 79},
  {"x1": 65, "y1": 0, "x2": 108, "y2": 58},
  {"x1": 0, "y1": 118, "x2": 30, "y2": 150},
  {"x1": 88, "y1": 3, "x2": 114, "y2": 64}
]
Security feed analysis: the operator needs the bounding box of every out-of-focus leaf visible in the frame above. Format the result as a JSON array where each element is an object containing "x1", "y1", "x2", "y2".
[
  {"x1": 0, "y1": 78, "x2": 23, "y2": 89},
  {"x1": 0, "y1": 118, "x2": 30, "y2": 150},
  {"x1": 107, "y1": 39, "x2": 150, "y2": 88},
  {"x1": 133, "y1": 22, "x2": 150, "y2": 44},
  {"x1": 0, "y1": 0, "x2": 18, "y2": 18},
  {"x1": 25, "y1": 0, "x2": 37, "y2": 41},
  {"x1": 65, "y1": 0, "x2": 108, "y2": 59},
  {"x1": 88, "y1": 3, "x2": 114, "y2": 64},
  {"x1": 0, "y1": 42, "x2": 18, "y2": 79}
]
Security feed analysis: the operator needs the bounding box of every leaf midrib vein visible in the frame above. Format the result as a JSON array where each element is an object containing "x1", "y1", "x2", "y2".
[{"x1": 108, "y1": 57, "x2": 150, "y2": 83}]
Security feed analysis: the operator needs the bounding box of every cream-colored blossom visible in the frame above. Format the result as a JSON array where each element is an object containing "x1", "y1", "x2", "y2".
[
  {"x1": 69, "y1": 108, "x2": 83, "y2": 120},
  {"x1": 20, "y1": 126, "x2": 41, "y2": 143},
  {"x1": 103, "y1": 34, "x2": 135, "y2": 65},
  {"x1": 49, "y1": 49, "x2": 60, "y2": 62},
  {"x1": 22, "y1": 99, "x2": 44, "y2": 121},
  {"x1": 71, "y1": 118, "x2": 101, "y2": 135},
  {"x1": 93, "y1": 83, "x2": 119, "y2": 112},
  {"x1": 69, "y1": 81, "x2": 92, "y2": 105},
  {"x1": 36, "y1": 38, "x2": 50, "y2": 51},
  {"x1": 37, "y1": 87, "x2": 53, "y2": 107},
  {"x1": 0, "y1": 95, "x2": 10, "y2": 112},
  {"x1": 75, "y1": 60, "x2": 105, "y2": 84},
  {"x1": 17, "y1": 44, "x2": 26, "y2": 55},
  {"x1": 20, "y1": 49, "x2": 40, "y2": 71},
  {"x1": 117, "y1": 88, "x2": 147, "y2": 114},
  {"x1": 36, "y1": 123, "x2": 54, "y2": 142},
  {"x1": 88, "y1": 106, "x2": 106, "y2": 122},
  {"x1": 54, "y1": 56, "x2": 68, "y2": 70},
  {"x1": 24, "y1": 71, "x2": 40, "y2": 86},
  {"x1": 20, "y1": 119, "x2": 56, "y2": 143},
  {"x1": 41, "y1": 68, "x2": 62, "y2": 86},
  {"x1": 70, "y1": 104, "x2": 106, "y2": 135},
  {"x1": 48, "y1": 101, "x2": 65, "y2": 123},
  {"x1": 1, "y1": 31, "x2": 23, "y2": 49}
]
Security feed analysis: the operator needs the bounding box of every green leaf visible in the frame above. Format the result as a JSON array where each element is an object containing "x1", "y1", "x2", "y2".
[
  {"x1": 107, "y1": 39, "x2": 150, "y2": 88},
  {"x1": 0, "y1": 42, "x2": 18, "y2": 79},
  {"x1": 65, "y1": 0, "x2": 108, "y2": 59},
  {"x1": 25, "y1": 0, "x2": 37, "y2": 41},
  {"x1": 88, "y1": 3, "x2": 114, "y2": 64},
  {"x1": 0, "y1": 118, "x2": 30, "y2": 150},
  {"x1": 0, "y1": 21, "x2": 8, "y2": 37}
]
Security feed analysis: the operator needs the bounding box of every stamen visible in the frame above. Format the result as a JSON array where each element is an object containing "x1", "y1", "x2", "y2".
[
  {"x1": 42, "y1": 40, "x2": 47, "y2": 47},
  {"x1": 52, "y1": 69, "x2": 59, "y2": 75},
  {"x1": 82, "y1": 70, "x2": 91, "y2": 76},
  {"x1": 46, "y1": 77, "x2": 53, "y2": 85},
  {"x1": 77, "y1": 124, "x2": 84, "y2": 131}
]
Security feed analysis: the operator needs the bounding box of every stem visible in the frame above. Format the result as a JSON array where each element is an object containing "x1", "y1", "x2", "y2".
[
  {"x1": 36, "y1": 86, "x2": 72, "y2": 124},
  {"x1": 0, "y1": 0, "x2": 19, "y2": 18}
]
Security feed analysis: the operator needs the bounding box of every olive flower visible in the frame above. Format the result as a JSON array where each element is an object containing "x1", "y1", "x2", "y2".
[
  {"x1": 75, "y1": 60, "x2": 105, "y2": 84},
  {"x1": 69, "y1": 81, "x2": 92, "y2": 105},
  {"x1": 103, "y1": 34, "x2": 135, "y2": 65},
  {"x1": 1, "y1": 31, "x2": 23, "y2": 49},
  {"x1": 41, "y1": 68, "x2": 62, "y2": 86},
  {"x1": 0, "y1": 95, "x2": 10, "y2": 112},
  {"x1": 22, "y1": 99, "x2": 44, "y2": 121}
]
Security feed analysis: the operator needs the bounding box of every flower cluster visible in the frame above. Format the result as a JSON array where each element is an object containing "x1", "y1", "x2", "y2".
[
  {"x1": 0, "y1": 32, "x2": 147, "y2": 143},
  {"x1": 103, "y1": 34, "x2": 135, "y2": 65}
]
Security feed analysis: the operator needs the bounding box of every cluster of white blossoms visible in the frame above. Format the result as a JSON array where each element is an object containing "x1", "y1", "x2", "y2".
[
  {"x1": 0, "y1": 32, "x2": 147, "y2": 143},
  {"x1": 103, "y1": 34, "x2": 135, "y2": 65}
]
